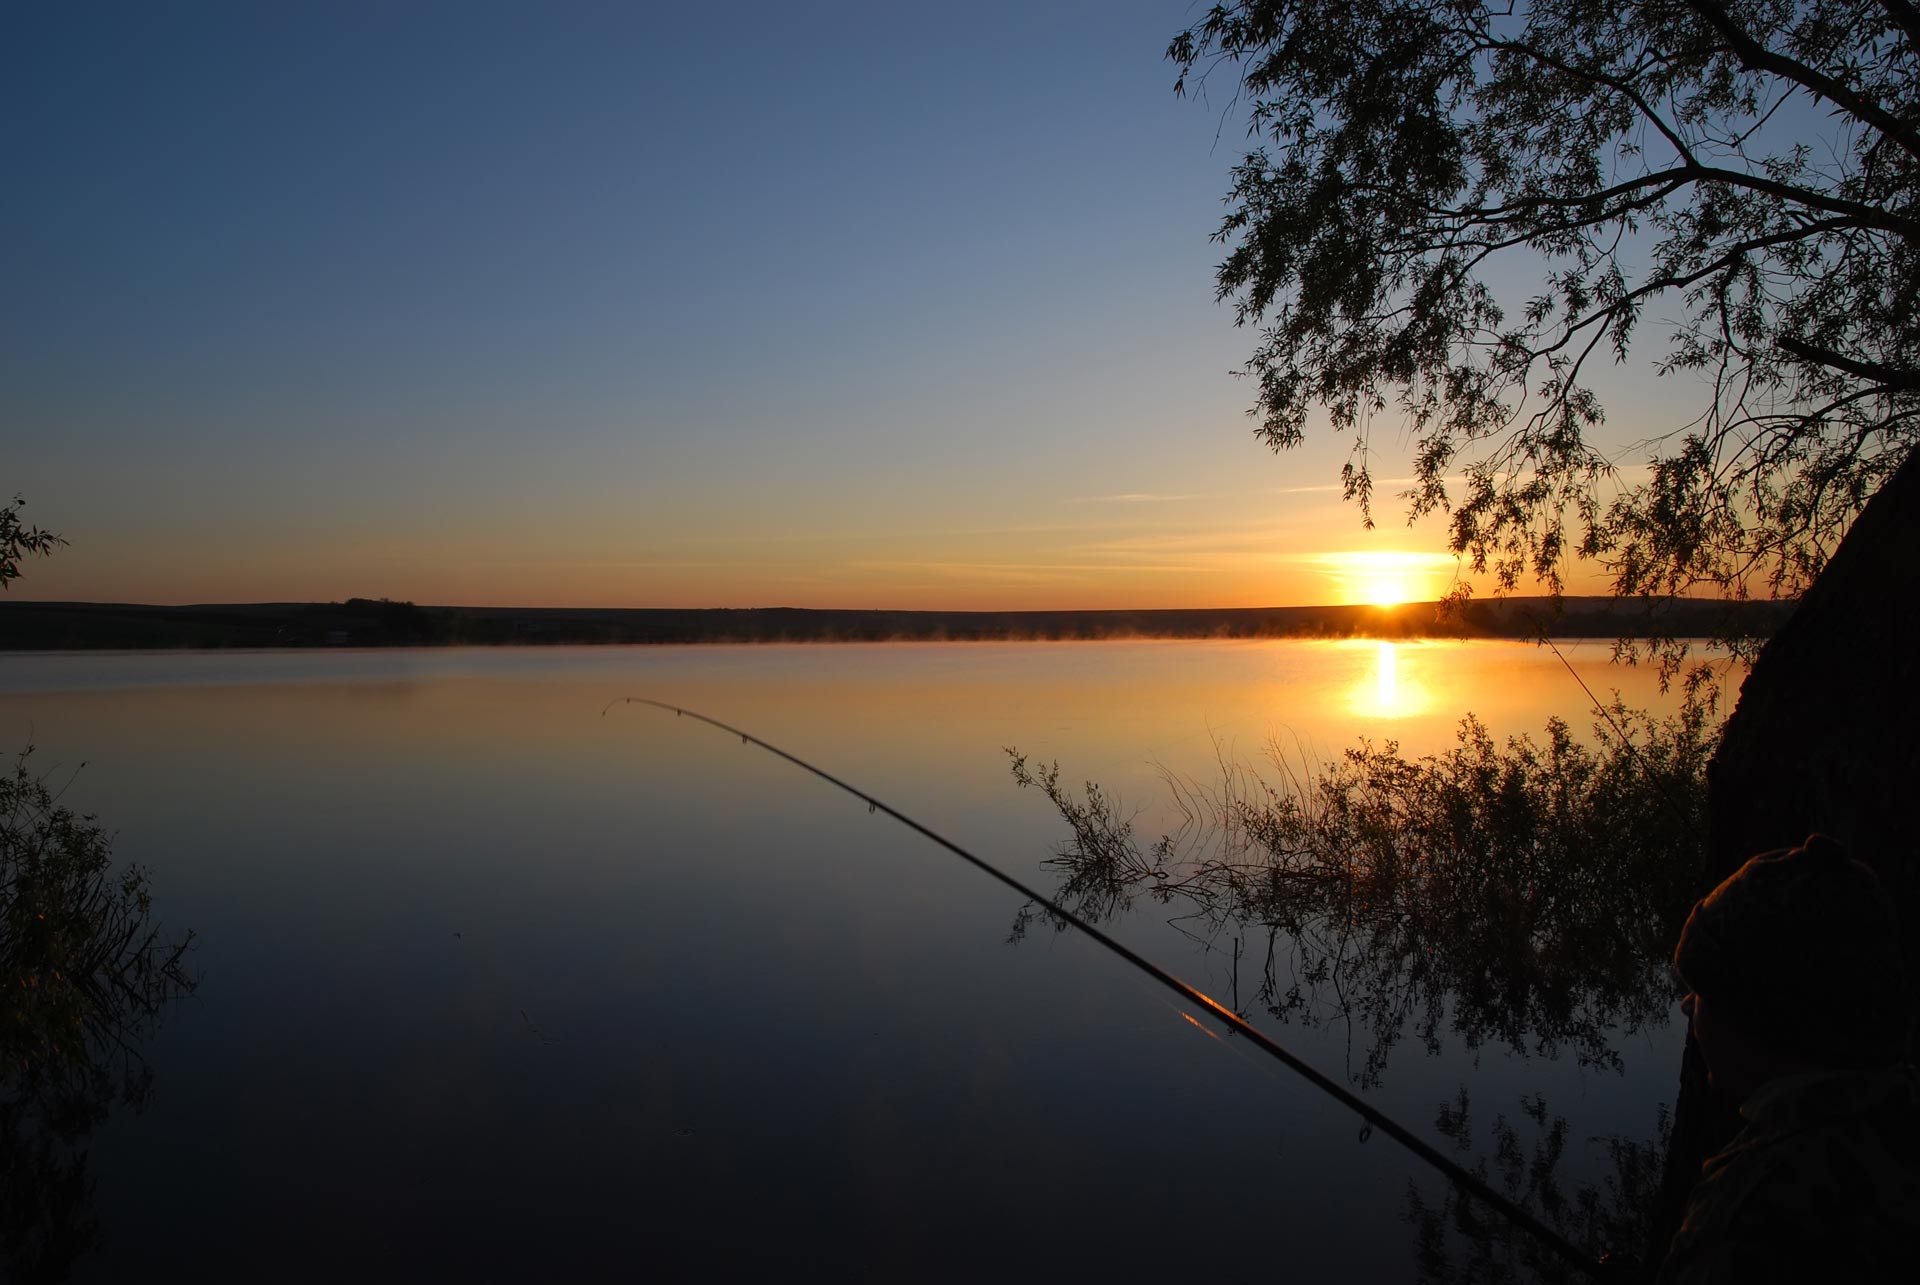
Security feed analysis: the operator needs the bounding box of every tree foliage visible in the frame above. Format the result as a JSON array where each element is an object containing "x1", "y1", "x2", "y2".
[
  {"x1": 0, "y1": 497, "x2": 64, "y2": 593},
  {"x1": 2, "y1": 749, "x2": 196, "y2": 1278},
  {"x1": 1009, "y1": 699, "x2": 1712, "y2": 1086},
  {"x1": 1406, "y1": 1087, "x2": 1671, "y2": 1283},
  {"x1": 1172, "y1": 0, "x2": 1918, "y2": 618},
  {"x1": 0, "y1": 499, "x2": 195, "y2": 1276}
]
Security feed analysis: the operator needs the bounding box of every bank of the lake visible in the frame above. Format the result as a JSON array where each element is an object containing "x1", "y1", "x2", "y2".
[{"x1": 0, "y1": 594, "x2": 1791, "y2": 650}]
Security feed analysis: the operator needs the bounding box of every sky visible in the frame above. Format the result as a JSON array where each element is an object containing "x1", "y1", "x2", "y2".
[{"x1": 4, "y1": 0, "x2": 1657, "y2": 610}]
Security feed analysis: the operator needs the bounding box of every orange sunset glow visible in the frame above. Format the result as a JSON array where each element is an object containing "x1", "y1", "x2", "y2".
[
  {"x1": 5, "y1": 3, "x2": 1666, "y2": 615},
  {"x1": 1319, "y1": 550, "x2": 1461, "y2": 609}
]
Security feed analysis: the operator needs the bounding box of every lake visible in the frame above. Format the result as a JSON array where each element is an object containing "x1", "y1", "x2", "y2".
[{"x1": 0, "y1": 640, "x2": 1715, "y2": 1280}]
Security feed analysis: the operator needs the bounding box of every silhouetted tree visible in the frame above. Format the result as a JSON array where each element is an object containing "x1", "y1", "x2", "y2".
[
  {"x1": 0, "y1": 497, "x2": 63, "y2": 592},
  {"x1": 0, "y1": 498, "x2": 195, "y2": 1279},
  {"x1": 1012, "y1": 713, "x2": 1701, "y2": 1275},
  {"x1": 1010, "y1": 701, "x2": 1709, "y2": 1086},
  {"x1": 1173, "y1": 1, "x2": 1917, "y2": 645},
  {"x1": 1171, "y1": 9, "x2": 1920, "y2": 1263},
  {"x1": 1406, "y1": 1087, "x2": 1670, "y2": 1283},
  {"x1": 1, "y1": 748, "x2": 197, "y2": 1280}
]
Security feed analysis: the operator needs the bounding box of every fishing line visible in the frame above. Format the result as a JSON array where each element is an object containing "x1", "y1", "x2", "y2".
[
  {"x1": 1521, "y1": 613, "x2": 1704, "y2": 831},
  {"x1": 608, "y1": 696, "x2": 1610, "y2": 1281}
]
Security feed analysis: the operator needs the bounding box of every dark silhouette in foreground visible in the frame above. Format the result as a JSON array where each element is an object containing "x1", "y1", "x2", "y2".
[
  {"x1": 0, "y1": 497, "x2": 64, "y2": 593},
  {"x1": 1011, "y1": 704, "x2": 1708, "y2": 1277},
  {"x1": 1404, "y1": 1088, "x2": 1670, "y2": 1285},
  {"x1": 0, "y1": 750, "x2": 196, "y2": 1283},
  {"x1": 1010, "y1": 703, "x2": 1708, "y2": 1087},
  {"x1": 1652, "y1": 447, "x2": 1920, "y2": 1267},
  {"x1": 1657, "y1": 836, "x2": 1918, "y2": 1283}
]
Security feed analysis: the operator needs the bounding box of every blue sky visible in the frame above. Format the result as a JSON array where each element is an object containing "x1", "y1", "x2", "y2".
[{"x1": 5, "y1": 1, "x2": 1645, "y2": 608}]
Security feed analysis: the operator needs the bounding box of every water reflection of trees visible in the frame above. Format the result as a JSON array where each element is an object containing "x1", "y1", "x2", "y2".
[
  {"x1": 1009, "y1": 702, "x2": 1711, "y2": 1087},
  {"x1": 1405, "y1": 1088, "x2": 1670, "y2": 1284},
  {"x1": 1011, "y1": 705, "x2": 1707, "y2": 1276},
  {"x1": 2, "y1": 750, "x2": 195, "y2": 1282}
]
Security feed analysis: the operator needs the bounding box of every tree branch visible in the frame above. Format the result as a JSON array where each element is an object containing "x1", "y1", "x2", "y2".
[
  {"x1": 1679, "y1": 163, "x2": 1916, "y2": 239},
  {"x1": 1777, "y1": 335, "x2": 1920, "y2": 392},
  {"x1": 1873, "y1": 0, "x2": 1920, "y2": 52},
  {"x1": 1518, "y1": 219, "x2": 1865, "y2": 363},
  {"x1": 1354, "y1": 156, "x2": 1916, "y2": 242},
  {"x1": 1491, "y1": 35, "x2": 1702, "y2": 169},
  {"x1": 1684, "y1": 0, "x2": 1920, "y2": 164}
]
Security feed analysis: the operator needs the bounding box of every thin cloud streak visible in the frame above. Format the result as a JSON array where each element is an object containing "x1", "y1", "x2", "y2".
[
  {"x1": 1070, "y1": 525, "x2": 1316, "y2": 556},
  {"x1": 1286, "y1": 550, "x2": 1461, "y2": 568},
  {"x1": 498, "y1": 558, "x2": 812, "y2": 570},
  {"x1": 848, "y1": 559, "x2": 1212, "y2": 579}
]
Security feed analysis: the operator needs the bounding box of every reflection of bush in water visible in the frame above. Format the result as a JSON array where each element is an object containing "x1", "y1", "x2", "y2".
[
  {"x1": 2, "y1": 749, "x2": 196, "y2": 1280},
  {"x1": 1407, "y1": 1087, "x2": 1670, "y2": 1284},
  {"x1": 1010, "y1": 701, "x2": 1711, "y2": 1085}
]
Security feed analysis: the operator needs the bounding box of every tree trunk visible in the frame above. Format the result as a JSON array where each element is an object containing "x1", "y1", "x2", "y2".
[{"x1": 1645, "y1": 446, "x2": 1920, "y2": 1267}]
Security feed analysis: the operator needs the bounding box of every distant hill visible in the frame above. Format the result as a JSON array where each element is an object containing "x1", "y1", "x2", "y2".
[{"x1": 0, "y1": 595, "x2": 1796, "y2": 650}]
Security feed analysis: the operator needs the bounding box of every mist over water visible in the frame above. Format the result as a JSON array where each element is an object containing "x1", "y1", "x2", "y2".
[{"x1": 1, "y1": 641, "x2": 1713, "y2": 1279}]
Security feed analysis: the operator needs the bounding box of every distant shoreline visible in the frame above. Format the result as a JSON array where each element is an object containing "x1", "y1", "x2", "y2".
[{"x1": 0, "y1": 596, "x2": 1794, "y2": 651}]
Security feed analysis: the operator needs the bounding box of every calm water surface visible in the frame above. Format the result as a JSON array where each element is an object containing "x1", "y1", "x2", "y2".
[{"x1": 1, "y1": 641, "x2": 1709, "y2": 1280}]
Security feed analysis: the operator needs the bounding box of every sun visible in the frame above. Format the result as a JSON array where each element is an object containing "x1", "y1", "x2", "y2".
[
  {"x1": 1364, "y1": 576, "x2": 1408, "y2": 607},
  {"x1": 1322, "y1": 551, "x2": 1453, "y2": 607}
]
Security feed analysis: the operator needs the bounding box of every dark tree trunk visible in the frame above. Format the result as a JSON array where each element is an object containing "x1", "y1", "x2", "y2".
[{"x1": 1645, "y1": 447, "x2": 1920, "y2": 1267}]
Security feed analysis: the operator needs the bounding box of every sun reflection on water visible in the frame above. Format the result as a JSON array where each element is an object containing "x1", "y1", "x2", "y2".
[{"x1": 1348, "y1": 641, "x2": 1430, "y2": 719}]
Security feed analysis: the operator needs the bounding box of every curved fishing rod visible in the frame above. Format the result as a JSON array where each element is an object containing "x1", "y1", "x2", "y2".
[{"x1": 608, "y1": 697, "x2": 1612, "y2": 1282}]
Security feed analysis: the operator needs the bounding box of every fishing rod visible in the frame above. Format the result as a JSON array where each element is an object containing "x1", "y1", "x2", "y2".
[{"x1": 608, "y1": 697, "x2": 1614, "y2": 1282}]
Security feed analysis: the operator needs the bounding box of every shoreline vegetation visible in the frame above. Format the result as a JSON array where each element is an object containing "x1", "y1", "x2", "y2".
[{"x1": 0, "y1": 595, "x2": 1793, "y2": 650}]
